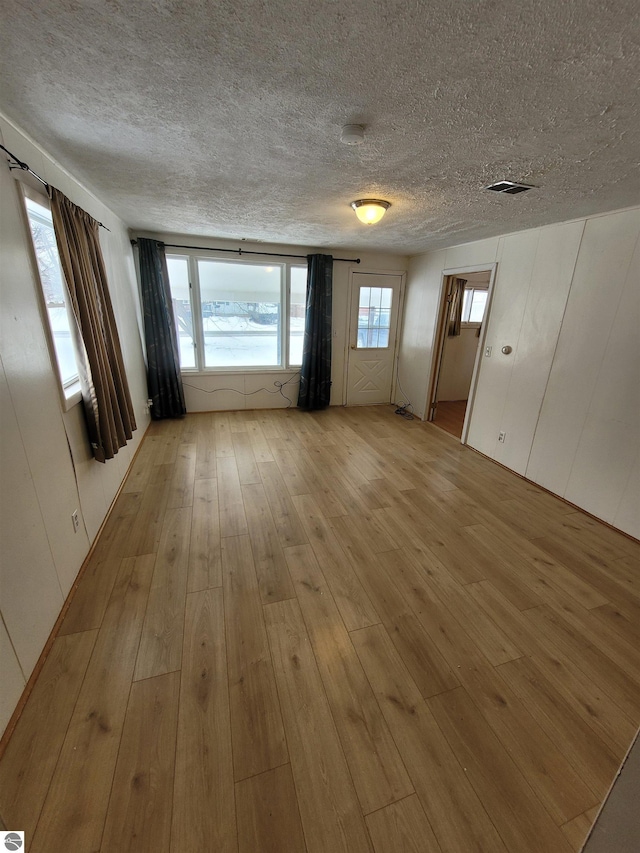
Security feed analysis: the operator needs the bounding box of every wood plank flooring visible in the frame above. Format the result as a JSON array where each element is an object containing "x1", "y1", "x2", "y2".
[
  {"x1": 433, "y1": 399, "x2": 467, "y2": 438},
  {"x1": 1, "y1": 405, "x2": 639, "y2": 852}
]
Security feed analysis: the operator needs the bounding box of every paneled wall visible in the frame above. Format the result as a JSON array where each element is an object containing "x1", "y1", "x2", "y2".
[
  {"x1": 0, "y1": 116, "x2": 149, "y2": 734},
  {"x1": 527, "y1": 211, "x2": 639, "y2": 529},
  {"x1": 399, "y1": 207, "x2": 640, "y2": 538}
]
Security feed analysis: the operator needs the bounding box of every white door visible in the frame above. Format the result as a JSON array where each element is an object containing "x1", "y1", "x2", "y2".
[{"x1": 346, "y1": 272, "x2": 404, "y2": 406}]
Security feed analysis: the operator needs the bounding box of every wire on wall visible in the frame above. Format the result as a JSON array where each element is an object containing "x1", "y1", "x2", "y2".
[
  {"x1": 181, "y1": 373, "x2": 301, "y2": 407},
  {"x1": 394, "y1": 369, "x2": 414, "y2": 419}
]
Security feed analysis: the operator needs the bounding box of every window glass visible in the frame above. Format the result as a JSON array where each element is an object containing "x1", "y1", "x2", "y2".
[
  {"x1": 357, "y1": 286, "x2": 393, "y2": 348},
  {"x1": 289, "y1": 266, "x2": 306, "y2": 367},
  {"x1": 166, "y1": 256, "x2": 196, "y2": 368},
  {"x1": 197, "y1": 260, "x2": 282, "y2": 367},
  {"x1": 462, "y1": 287, "x2": 488, "y2": 324},
  {"x1": 469, "y1": 289, "x2": 488, "y2": 323},
  {"x1": 25, "y1": 196, "x2": 78, "y2": 389}
]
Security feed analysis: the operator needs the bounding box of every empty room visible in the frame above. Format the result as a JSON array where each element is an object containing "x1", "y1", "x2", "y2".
[{"x1": 0, "y1": 1, "x2": 638, "y2": 851}]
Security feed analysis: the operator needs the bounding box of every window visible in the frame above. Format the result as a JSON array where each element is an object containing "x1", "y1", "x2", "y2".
[
  {"x1": 289, "y1": 266, "x2": 306, "y2": 366},
  {"x1": 23, "y1": 191, "x2": 80, "y2": 398},
  {"x1": 166, "y1": 255, "x2": 306, "y2": 370},
  {"x1": 166, "y1": 256, "x2": 196, "y2": 368},
  {"x1": 357, "y1": 286, "x2": 393, "y2": 348},
  {"x1": 461, "y1": 286, "x2": 488, "y2": 326}
]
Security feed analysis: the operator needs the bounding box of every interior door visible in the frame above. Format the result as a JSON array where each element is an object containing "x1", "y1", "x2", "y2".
[{"x1": 346, "y1": 272, "x2": 403, "y2": 406}]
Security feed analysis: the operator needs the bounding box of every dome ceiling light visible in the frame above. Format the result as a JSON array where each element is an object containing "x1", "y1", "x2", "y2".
[{"x1": 350, "y1": 199, "x2": 391, "y2": 225}]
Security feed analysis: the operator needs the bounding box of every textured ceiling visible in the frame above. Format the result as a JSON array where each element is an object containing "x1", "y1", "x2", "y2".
[{"x1": 1, "y1": 0, "x2": 639, "y2": 253}]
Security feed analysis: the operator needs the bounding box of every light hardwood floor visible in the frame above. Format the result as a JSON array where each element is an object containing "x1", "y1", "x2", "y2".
[
  {"x1": 1, "y1": 405, "x2": 639, "y2": 852},
  {"x1": 433, "y1": 399, "x2": 467, "y2": 438}
]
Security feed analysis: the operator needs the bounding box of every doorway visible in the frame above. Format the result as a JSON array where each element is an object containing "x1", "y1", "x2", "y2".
[
  {"x1": 345, "y1": 271, "x2": 405, "y2": 406},
  {"x1": 428, "y1": 266, "x2": 496, "y2": 440}
]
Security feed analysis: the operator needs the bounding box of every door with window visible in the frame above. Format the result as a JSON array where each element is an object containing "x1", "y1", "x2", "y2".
[{"x1": 346, "y1": 272, "x2": 404, "y2": 406}]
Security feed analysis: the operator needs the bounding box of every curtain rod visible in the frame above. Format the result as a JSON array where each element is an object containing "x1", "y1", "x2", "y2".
[
  {"x1": 130, "y1": 239, "x2": 360, "y2": 264},
  {"x1": 1, "y1": 143, "x2": 110, "y2": 231},
  {"x1": 0, "y1": 143, "x2": 49, "y2": 188}
]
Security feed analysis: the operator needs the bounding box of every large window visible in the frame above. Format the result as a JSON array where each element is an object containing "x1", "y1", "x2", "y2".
[
  {"x1": 166, "y1": 255, "x2": 307, "y2": 370},
  {"x1": 23, "y1": 191, "x2": 80, "y2": 397}
]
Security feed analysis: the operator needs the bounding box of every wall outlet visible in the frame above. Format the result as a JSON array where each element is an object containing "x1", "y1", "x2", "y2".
[
  {"x1": 71, "y1": 510, "x2": 80, "y2": 533},
  {"x1": 484, "y1": 346, "x2": 492, "y2": 357},
  {"x1": 498, "y1": 431, "x2": 506, "y2": 443}
]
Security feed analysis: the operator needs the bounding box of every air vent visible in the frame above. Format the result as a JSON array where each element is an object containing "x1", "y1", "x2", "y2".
[{"x1": 485, "y1": 180, "x2": 535, "y2": 194}]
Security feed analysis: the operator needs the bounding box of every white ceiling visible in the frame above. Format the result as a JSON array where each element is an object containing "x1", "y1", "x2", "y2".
[{"x1": 1, "y1": 0, "x2": 638, "y2": 254}]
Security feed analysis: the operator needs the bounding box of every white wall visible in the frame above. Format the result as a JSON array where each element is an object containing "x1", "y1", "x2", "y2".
[
  {"x1": 0, "y1": 116, "x2": 149, "y2": 734},
  {"x1": 437, "y1": 328, "x2": 480, "y2": 401},
  {"x1": 399, "y1": 207, "x2": 640, "y2": 539},
  {"x1": 527, "y1": 211, "x2": 639, "y2": 532},
  {"x1": 397, "y1": 249, "x2": 447, "y2": 418},
  {"x1": 132, "y1": 230, "x2": 407, "y2": 412}
]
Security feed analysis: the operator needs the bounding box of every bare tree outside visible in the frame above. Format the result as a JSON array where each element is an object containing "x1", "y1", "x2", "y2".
[
  {"x1": 25, "y1": 196, "x2": 78, "y2": 386},
  {"x1": 28, "y1": 216, "x2": 66, "y2": 306}
]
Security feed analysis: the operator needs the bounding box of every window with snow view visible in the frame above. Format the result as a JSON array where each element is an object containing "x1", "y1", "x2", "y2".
[{"x1": 166, "y1": 255, "x2": 307, "y2": 371}]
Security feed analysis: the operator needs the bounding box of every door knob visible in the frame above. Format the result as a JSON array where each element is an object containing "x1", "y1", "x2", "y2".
[{"x1": 501, "y1": 345, "x2": 513, "y2": 355}]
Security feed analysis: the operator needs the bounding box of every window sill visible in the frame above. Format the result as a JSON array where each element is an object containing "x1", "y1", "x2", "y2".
[
  {"x1": 180, "y1": 367, "x2": 301, "y2": 376},
  {"x1": 62, "y1": 382, "x2": 82, "y2": 411}
]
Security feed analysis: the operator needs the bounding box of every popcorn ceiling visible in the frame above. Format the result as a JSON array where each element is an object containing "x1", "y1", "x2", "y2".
[{"x1": 1, "y1": 0, "x2": 638, "y2": 252}]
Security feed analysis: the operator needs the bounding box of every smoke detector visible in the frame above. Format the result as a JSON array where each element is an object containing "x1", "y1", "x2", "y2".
[
  {"x1": 341, "y1": 125, "x2": 365, "y2": 145},
  {"x1": 485, "y1": 180, "x2": 535, "y2": 194}
]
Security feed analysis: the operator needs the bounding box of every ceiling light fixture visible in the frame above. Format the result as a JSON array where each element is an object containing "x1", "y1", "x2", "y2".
[{"x1": 350, "y1": 199, "x2": 390, "y2": 225}]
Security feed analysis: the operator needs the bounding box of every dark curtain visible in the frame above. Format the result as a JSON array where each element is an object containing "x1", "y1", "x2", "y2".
[
  {"x1": 447, "y1": 277, "x2": 467, "y2": 336},
  {"x1": 297, "y1": 254, "x2": 333, "y2": 410},
  {"x1": 49, "y1": 187, "x2": 136, "y2": 463},
  {"x1": 137, "y1": 238, "x2": 186, "y2": 419}
]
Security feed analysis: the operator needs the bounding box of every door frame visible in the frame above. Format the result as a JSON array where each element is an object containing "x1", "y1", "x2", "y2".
[
  {"x1": 343, "y1": 267, "x2": 407, "y2": 406},
  {"x1": 427, "y1": 263, "x2": 497, "y2": 443}
]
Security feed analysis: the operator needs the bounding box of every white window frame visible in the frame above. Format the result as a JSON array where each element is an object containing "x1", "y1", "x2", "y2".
[
  {"x1": 20, "y1": 182, "x2": 82, "y2": 409},
  {"x1": 166, "y1": 252, "x2": 306, "y2": 373},
  {"x1": 461, "y1": 285, "x2": 489, "y2": 329}
]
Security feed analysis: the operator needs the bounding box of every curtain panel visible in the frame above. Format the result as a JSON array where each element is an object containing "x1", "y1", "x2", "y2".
[
  {"x1": 137, "y1": 238, "x2": 186, "y2": 420},
  {"x1": 447, "y1": 277, "x2": 467, "y2": 337},
  {"x1": 49, "y1": 187, "x2": 136, "y2": 463},
  {"x1": 297, "y1": 254, "x2": 333, "y2": 410}
]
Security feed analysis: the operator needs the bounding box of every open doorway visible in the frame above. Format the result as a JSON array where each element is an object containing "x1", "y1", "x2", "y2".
[{"x1": 428, "y1": 266, "x2": 495, "y2": 440}]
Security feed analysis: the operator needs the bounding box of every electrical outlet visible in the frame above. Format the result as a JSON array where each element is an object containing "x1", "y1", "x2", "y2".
[
  {"x1": 71, "y1": 510, "x2": 80, "y2": 533},
  {"x1": 498, "y1": 431, "x2": 506, "y2": 443},
  {"x1": 484, "y1": 346, "x2": 492, "y2": 357}
]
